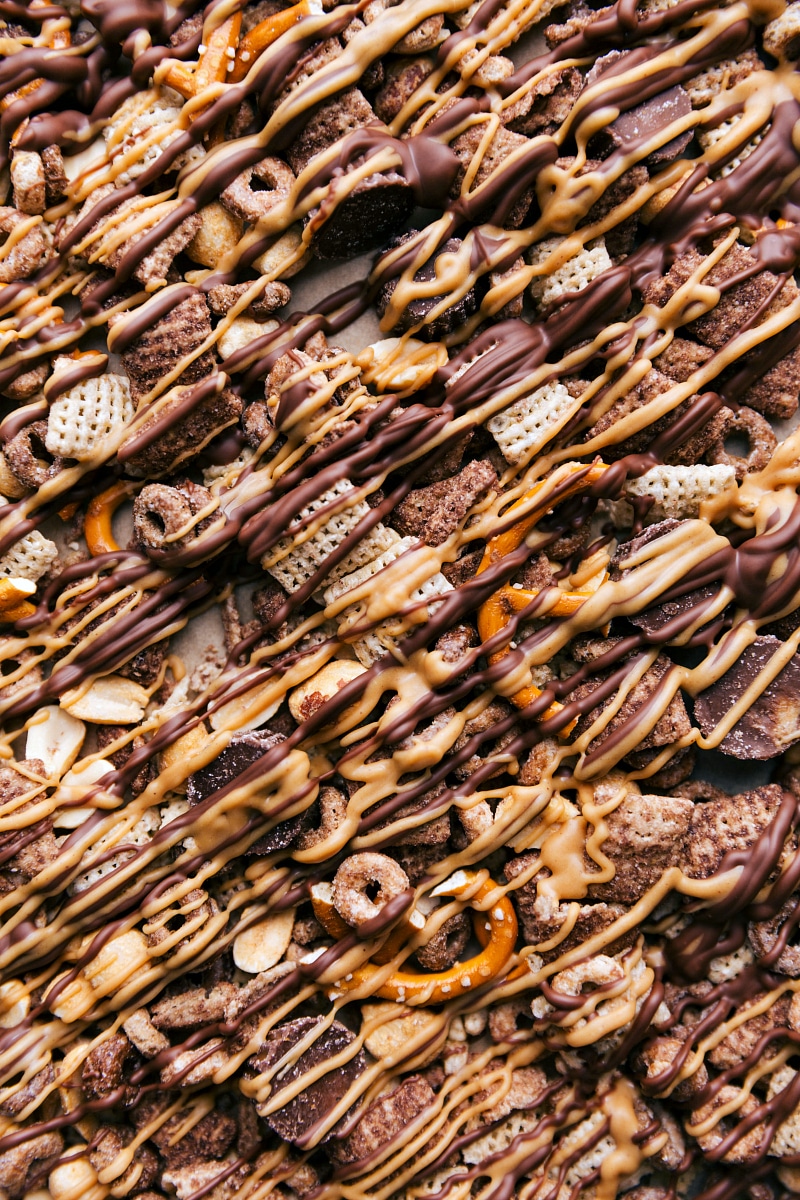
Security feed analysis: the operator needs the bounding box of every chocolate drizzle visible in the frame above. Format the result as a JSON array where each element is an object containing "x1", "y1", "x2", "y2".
[{"x1": 3, "y1": 1, "x2": 800, "y2": 1199}]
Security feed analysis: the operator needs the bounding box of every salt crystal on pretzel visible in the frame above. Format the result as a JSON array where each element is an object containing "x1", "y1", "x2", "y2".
[
  {"x1": 45, "y1": 363, "x2": 133, "y2": 461},
  {"x1": 487, "y1": 380, "x2": 579, "y2": 465},
  {"x1": 529, "y1": 236, "x2": 612, "y2": 309},
  {"x1": 625, "y1": 463, "x2": 736, "y2": 517},
  {"x1": 264, "y1": 480, "x2": 374, "y2": 594},
  {"x1": 0, "y1": 530, "x2": 57, "y2": 582}
]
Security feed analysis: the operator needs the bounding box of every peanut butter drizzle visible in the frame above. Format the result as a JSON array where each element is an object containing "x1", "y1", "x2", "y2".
[{"x1": 3, "y1": 0, "x2": 800, "y2": 1196}]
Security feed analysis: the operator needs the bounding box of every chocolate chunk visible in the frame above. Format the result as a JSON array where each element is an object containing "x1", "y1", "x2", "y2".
[
  {"x1": 376, "y1": 233, "x2": 478, "y2": 341},
  {"x1": 693, "y1": 636, "x2": 800, "y2": 758},
  {"x1": 186, "y1": 732, "x2": 284, "y2": 805},
  {"x1": 186, "y1": 730, "x2": 314, "y2": 853},
  {"x1": 247, "y1": 1017, "x2": 366, "y2": 1144},
  {"x1": 585, "y1": 53, "x2": 692, "y2": 164},
  {"x1": 283, "y1": 86, "x2": 414, "y2": 258},
  {"x1": 611, "y1": 519, "x2": 683, "y2": 570},
  {"x1": 118, "y1": 640, "x2": 167, "y2": 687},
  {"x1": 626, "y1": 584, "x2": 722, "y2": 638},
  {"x1": 310, "y1": 173, "x2": 415, "y2": 260}
]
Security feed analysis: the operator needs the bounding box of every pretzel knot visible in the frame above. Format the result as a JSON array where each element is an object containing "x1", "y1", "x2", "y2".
[
  {"x1": 476, "y1": 461, "x2": 608, "y2": 727},
  {"x1": 161, "y1": 13, "x2": 242, "y2": 101},
  {"x1": 327, "y1": 870, "x2": 518, "y2": 1005},
  {"x1": 161, "y1": 2, "x2": 311, "y2": 101},
  {"x1": 0, "y1": 576, "x2": 36, "y2": 623},
  {"x1": 84, "y1": 481, "x2": 136, "y2": 556}
]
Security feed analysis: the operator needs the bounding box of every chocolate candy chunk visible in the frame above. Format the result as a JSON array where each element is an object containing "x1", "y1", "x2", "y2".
[
  {"x1": 693, "y1": 635, "x2": 800, "y2": 758},
  {"x1": 187, "y1": 730, "x2": 307, "y2": 852},
  {"x1": 284, "y1": 86, "x2": 414, "y2": 259},
  {"x1": 187, "y1": 731, "x2": 286, "y2": 806},
  {"x1": 610, "y1": 518, "x2": 683, "y2": 570},
  {"x1": 310, "y1": 173, "x2": 415, "y2": 260},
  {"x1": 585, "y1": 52, "x2": 692, "y2": 164},
  {"x1": 376, "y1": 233, "x2": 478, "y2": 341},
  {"x1": 627, "y1": 584, "x2": 722, "y2": 638},
  {"x1": 247, "y1": 1017, "x2": 366, "y2": 1144}
]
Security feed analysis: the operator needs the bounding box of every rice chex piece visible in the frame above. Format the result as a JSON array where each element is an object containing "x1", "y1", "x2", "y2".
[
  {"x1": 323, "y1": 536, "x2": 420, "y2": 607},
  {"x1": 319, "y1": 522, "x2": 400, "y2": 590},
  {"x1": 0, "y1": 530, "x2": 58, "y2": 581},
  {"x1": 487, "y1": 381, "x2": 579, "y2": 465},
  {"x1": 682, "y1": 52, "x2": 761, "y2": 108},
  {"x1": 698, "y1": 116, "x2": 765, "y2": 177},
  {"x1": 46, "y1": 365, "x2": 134, "y2": 461},
  {"x1": 323, "y1": 537, "x2": 452, "y2": 665},
  {"x1": 529, "y1": 236, "x2": 612, "y2": 309},
  {"x1": 264, "y1": 480, "x2": 371, "y2": 594},
  {"x1": 103, "y1": 88, "x2": 204, "y2": 184},
  {"x1": 626, "y1": 464, "x2": 736, "y2": 517}
]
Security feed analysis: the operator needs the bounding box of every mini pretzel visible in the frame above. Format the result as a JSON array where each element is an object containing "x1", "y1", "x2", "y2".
[
  {"x1": 230, "y1": 2, "x2": 311, "y2": 83},
  {"x1": 83, "y1": 481, "x2": 134, "y2": 556},
  {"x1": 0, "y1": 576, "x2": 36, "y2": 623},
  {"x1": 334, "y1": 870, "x2": 518, "y2": 1004},
  {"x1": 0, "y1": 2, "x2": 70, "y2": 117},
  {"x1": 163, "y1": 13, "x2": 242, "y2": 101},
  {"x1": 476, "y1": 462, "x2": 607, "y2": 722}
]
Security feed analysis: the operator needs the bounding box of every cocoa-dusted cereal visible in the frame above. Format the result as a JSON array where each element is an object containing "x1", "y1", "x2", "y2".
[{"x1": 3, "y1": 3, "x2": 800, "y2": 1199}]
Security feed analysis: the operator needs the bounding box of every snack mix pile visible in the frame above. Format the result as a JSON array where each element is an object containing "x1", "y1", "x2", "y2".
[{"x1": 8, "y1": 0, "x2": 800, "y2": 1197}]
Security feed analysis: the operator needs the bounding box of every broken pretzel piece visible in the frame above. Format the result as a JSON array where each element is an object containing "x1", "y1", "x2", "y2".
[{"x1": 477, "y1": 462, "x2": 608, "y2": 725}]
